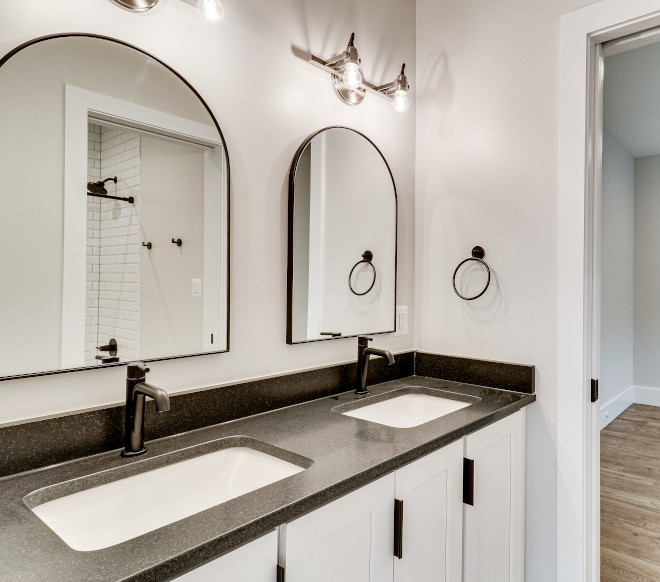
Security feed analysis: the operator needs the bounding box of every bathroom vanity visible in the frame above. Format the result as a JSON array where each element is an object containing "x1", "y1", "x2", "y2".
[
  {"x1": 0, "y1": 29, "x2": 533, "y2": 582},
  {"x1": 173, "y1": 408, "x2": 524, "y2": 582},
  {"x1": 0, "y1": 375, "x2": 532, "y2": 582}
]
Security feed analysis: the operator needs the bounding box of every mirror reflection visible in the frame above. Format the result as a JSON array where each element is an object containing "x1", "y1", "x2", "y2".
[
  {"x1": 287, "y1": 127, "x2": 397, "y2": 343},
  {"x1": 0, "y1": 35, "x2": 229, "y2": 378}
]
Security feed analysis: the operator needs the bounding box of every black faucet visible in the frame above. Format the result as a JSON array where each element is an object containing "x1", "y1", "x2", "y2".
[
  {"x1": 356, "y1": 336, "x2": 395, "y2": 395},
  {"x1": 121, "y1": 362, "x2": 170, "y2": 457}
]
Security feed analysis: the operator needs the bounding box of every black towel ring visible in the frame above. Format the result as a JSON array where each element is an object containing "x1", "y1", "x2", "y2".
[
  {"x1": 452, "y1": 246, "x2": 491, "y2": 301},
  {"x1": 349, "y1": 250, "x2": 377, "y2": 296}
]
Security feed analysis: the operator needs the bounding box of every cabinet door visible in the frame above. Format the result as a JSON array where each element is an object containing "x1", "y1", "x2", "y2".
[
  {"x1": 394, "y1": 439, "x2": 463, "y2": 582},
  {"x1": 173, "y1": 530, "x2": 277, "y2": 581},
  {"x1": 463, "y1": 410, "x2": 525, "y2": 582},
  {"x1": 283, "y1": 473, "x2": 395, "y2": 582}
]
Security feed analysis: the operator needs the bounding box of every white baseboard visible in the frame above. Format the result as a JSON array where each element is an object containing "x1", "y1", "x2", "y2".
[
  {"x1": 634, "y1": 385, "x2": 660, "y2": 407},
  {"x1": 600, "y1": 386, "x2": 634, "y2": 429},
  {"x1": 600, "y1": 385, "x2": 660, "y2": 429}
]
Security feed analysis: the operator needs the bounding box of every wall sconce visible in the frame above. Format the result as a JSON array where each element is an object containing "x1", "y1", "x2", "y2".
[
  {"x1": 307, "y1": 33, "x2": 410, "y2": 112},
  {"x1": 108, "y1": 0, "x2": 225, "y2": 25}
]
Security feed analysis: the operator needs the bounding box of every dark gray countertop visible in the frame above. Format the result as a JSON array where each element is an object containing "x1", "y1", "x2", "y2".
[{"x1": 0, "y1": 376, "x2": 535, "y2": 581}]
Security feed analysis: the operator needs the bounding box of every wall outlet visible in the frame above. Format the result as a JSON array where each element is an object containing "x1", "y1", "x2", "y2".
[
  {"x1": 395, "y1": 305, "x2": 408, "y2": 336},
  {"x1": 192, "y1": 278, "x2": 202, "y2": 297}
]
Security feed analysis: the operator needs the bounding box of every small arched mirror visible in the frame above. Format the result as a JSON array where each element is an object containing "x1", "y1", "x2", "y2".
[
  {"x1": 0, "y1": 35, "x2": 229, "y2": 379},
  {"x1": 287, "y1": 127, "x2": 397, "y2": 343}
]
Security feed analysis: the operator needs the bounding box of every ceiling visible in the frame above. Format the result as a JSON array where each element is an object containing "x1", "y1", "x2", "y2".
[{"x1": 604, "y1": 40, "x2": 660, "y2": 159}]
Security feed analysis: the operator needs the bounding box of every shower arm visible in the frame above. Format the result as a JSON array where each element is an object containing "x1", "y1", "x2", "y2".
[
  {"x1": 86, "y1": 192, "x2": 135, "y2": 204},
  {"x1": 86, "y1": 176, "x2": 133, "y2": 203}
]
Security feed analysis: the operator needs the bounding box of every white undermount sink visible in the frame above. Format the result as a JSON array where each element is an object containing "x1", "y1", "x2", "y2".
[
  {"x1": 341, "y1": 392, "x2": 472, "y2": 428},
  {"x1": 30, "y1": 446, "x2": 305, "y2": 551}
]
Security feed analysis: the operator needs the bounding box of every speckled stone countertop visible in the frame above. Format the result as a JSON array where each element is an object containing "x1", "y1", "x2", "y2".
[{"x1": 0, "y1": 376, "x2": 535, "y2": 581}]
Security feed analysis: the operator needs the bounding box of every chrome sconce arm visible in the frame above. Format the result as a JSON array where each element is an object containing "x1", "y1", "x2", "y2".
[
  {"x1": 307, "y1": 33, "x2": 411, "y2": 112},
  {"x1": 322, "y1": 33, "x2": 361, "y2": 70}
]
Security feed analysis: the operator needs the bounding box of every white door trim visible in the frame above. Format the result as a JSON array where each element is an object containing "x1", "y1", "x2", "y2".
[{"x1": 558, "y1": 2, "x2": 660, "y2": 581}]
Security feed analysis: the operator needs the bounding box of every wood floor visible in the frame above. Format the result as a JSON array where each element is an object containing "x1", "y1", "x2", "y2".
[{"x1": 601, "y1": 404, "x2": 660, "y2": 581}]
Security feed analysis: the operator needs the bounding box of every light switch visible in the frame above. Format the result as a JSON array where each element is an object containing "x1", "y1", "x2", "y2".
[
  {"x1": 192, "y1": 278, "x2": 202, "y2": 297},
  {"x1": 395, "y1": 305, "x2": 408, "y2": 335}
]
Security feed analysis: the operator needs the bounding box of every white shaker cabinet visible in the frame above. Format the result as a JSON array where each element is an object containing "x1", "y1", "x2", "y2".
[
  {"x1": 173, "y1": 410, "x2": 526, "y2": 582},
  {"x1": 282, "y1": 473, "x2": 395, "y2": 582},
  {"x1": 463, "y1": 410, "x2": 525, "y2": 582},
  {"x1": 394, "y1": 439, "x2": 464, "y2": 582},
  {"x1": 282, "y1": 440, "x2": 465, "y2": 582},
  {"x1": 172, "y1": 530, "x2": 278, "y2": 582}
]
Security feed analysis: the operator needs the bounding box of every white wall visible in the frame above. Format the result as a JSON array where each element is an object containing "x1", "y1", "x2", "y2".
[
  {"x1": 0, "y1": 0, "x2": 415, "y2": 423},
  {"x1": 634, "y1": 154, "x2": 660, "y2": 389},
  {"x1": 414, "y1": 0, "x2": 597, "y2": 580},
  {"x1": 600, "y1": 133, "x2": 634, "y2": 409},
  {"x1": 140, "y1": 134, "x2": 205, "y2": 359}
]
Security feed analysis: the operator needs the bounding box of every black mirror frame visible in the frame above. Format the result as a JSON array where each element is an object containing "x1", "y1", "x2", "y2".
[
  {"x1": 0, "y1": 33, "x2": 231, "y2": 381},
  {"x1": 286, "y1": 126, "x2": 398, "y2": 344}
]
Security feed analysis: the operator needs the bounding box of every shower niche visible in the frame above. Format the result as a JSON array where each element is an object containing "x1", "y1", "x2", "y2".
[{"x1": 0, "y1": 35, "x2": 229, "y2": 379}]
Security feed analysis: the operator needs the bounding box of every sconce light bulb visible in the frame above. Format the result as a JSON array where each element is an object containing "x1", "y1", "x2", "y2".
[
  {"x1": 196, "y1": 0, "x2": 225, "y2": 25},
  {"x1": 392, "y1": 89, "x2": 409, "y2": 113},
  {"x1": 342, "y1": 62, "x2": 363, "y2": 90}
]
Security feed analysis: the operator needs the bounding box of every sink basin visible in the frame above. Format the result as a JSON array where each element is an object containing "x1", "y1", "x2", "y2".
[
  {"x1": 339, "y1": 389, "x2": 476, "y2": 428},
  {"x1": 28, "y1": 443, "x2": 307, "y2": 551}
]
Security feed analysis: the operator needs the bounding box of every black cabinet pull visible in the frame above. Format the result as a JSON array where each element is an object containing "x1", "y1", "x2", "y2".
[
  {"x1": 463, "y1": 458, "x2": 475, "y2": 506},
  {"x1": 394, "y1": 498, "x2": 404, "y2": 559}
]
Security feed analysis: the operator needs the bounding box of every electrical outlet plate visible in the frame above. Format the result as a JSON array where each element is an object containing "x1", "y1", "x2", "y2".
[{"x1": 395, "y1": 305, "x2": 408, "y2": 336}]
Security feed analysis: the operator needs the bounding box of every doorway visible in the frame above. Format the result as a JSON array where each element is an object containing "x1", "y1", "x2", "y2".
[
  {"x1": 599, "y1": 31, "x2": 660, "y2": 579},
  {"x1": 558, "y1": 4, "x2": 660, "y2": 582}
]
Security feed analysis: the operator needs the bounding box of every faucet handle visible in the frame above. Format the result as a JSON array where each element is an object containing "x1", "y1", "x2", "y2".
[
  {"x1": 127, "y1": 361, "x2": 150, "y2": 378},
  {"x1": 359, "y1": 336, "x2": 373, "y2": 342}
]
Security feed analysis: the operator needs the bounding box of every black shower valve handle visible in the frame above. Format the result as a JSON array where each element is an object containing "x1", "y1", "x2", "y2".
[
  {"x1": 172, "y1": 238, "x2": 182, "y2": 247},
  {"x1": 96, "y1": 338, "x2": 118, "y2": 355}
]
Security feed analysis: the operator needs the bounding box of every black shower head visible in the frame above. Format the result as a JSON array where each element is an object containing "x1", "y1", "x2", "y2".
[
  {"x1": 87, "y1": 181, "x2": 107, "y2": 194},
  {"x1": 87, "y1": 176, "x2": 117, "y2": 195}
]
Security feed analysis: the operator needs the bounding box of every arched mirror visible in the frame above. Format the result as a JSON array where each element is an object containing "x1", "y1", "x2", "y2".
[
  {"x1": 287, "y1": 127, "x2": 397, "y2": 343},
  {"x1": 0, "y1": 35, "x2": 229, "y2": 379}
]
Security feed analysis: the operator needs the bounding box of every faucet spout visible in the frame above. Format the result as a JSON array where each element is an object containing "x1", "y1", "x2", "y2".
[
  {"x1": 122, "y1": 362, "x2": 170, "y2": 457},
  {"x1": 364, "y1": 347, "x2": 395, "y2": 365},
  {"x1": 135, "y1": 382, "x2": 170, "y2": 412},
  {"x1": 355, "y1": 336, "x2": 395, "y2": 395}
]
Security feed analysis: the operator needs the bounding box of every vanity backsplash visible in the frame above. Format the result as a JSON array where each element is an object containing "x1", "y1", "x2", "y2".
[{"x1": 0, "y1": 352, "x2": 533, "y2": 478}]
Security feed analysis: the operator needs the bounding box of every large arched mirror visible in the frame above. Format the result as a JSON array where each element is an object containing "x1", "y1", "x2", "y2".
[
  {"x1": 0, "y1": 35, "x2": 229, "y2": 379},
  {"x1": 287, "y1": 127, "x2": 397, "y2": 343}
]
